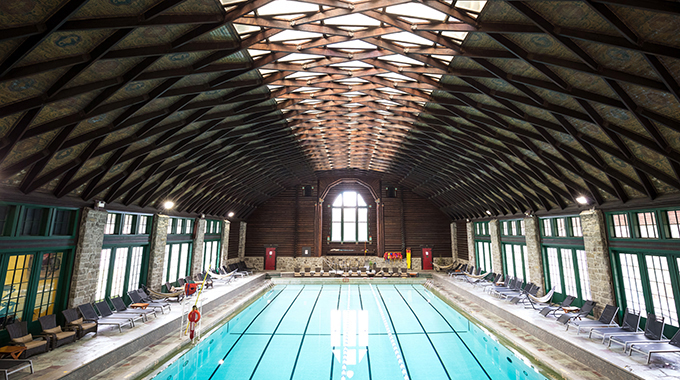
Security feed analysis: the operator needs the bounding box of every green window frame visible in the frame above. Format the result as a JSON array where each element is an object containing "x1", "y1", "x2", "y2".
[
  {"x1": 612, "y1": 250, "x2": 680, "y2": 330},
  {"x1": 474, "y1": 221, "x2": 489, "y2": 237},
  {"x1": 542, "y1": 245, "x2": 592, "y2": 306},
  {"x1": 475, "y1": 241, "x2": 492, "y2": 273},
  {"x1": 206, "y1": 220, "x2": 222, "y2": 235},
  {"x1": 502, "y1": 243, "x2": 529, "y2": 282},
  {"x1": 540, "y1": 216, "x2": 583, "y2": 239},
  {"x1": 0, "y1": 204, "x2": 78, "y2": 239},
  {"x1": 500, "y1": 220, "x2": 525, "y2": 237},
  {"x1": 167, "y1": 217, "x2": 194, "y2": 236},
  {"x1": 104, "y1": 212, "x2": 152, "y2": 236},
  {"x1": 202, "y1": 240, "x2": 221, "y2": 272},
  {"x1": 607, "y1": 208, "x2": 680, "y2": 241},
  {"x1": 95, "y1": 245, "x2": 148, "y2": 302},
  {"x1": 163, "y1": 242, "x2": 193, "y2": 286}
]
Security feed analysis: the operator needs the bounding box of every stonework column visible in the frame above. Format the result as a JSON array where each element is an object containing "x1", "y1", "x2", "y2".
[
  {"x1": 450, "y1": 222, "x2": 458, "y2": 261},
  {"x1": 581, "y1": 209, "x2": 616, "y2": 317},
  {"x1": 524, "y1": 216, "x2": 545, "y2": 295},
  {"x1": 466, "y1": 221, "x2": 475, "y2": 266},
  {"x1": 238, "y1": 221, "x2": 247, "y2": 261},
  {"x1": 489, "y1": 220, "x2": 503, "y2": 275},
  {"x1": 68, "y1": 208, "x2": 107, "y2": 308},
  {"x1": 220, "y1": 220, "x2": 230, "y2": 268},
  {"x1": 147, "y1": 214, "x2": 169, "y2": 291},
  {"x1": 191, "y1": 218, "x2": 206, "y2": 276}
]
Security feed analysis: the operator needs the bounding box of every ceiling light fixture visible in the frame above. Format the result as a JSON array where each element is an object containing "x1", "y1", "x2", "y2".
[
  {"x1": 228, "y1": 212, "x2": 235, "y2": 218},
  {"x1": 485, "y1": 210, "x2": 492, "y2": 215},
  {"x1": 576, "y1": 196, "x2": 588, "y2": 205},
  {"x1": 163, "y1": 200, "x2": 175, "y2": 209}
]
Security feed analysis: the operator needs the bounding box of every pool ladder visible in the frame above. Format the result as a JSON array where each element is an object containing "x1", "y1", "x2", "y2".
[
  {"x1": 424, "y1": 279, "x2": 435, "y2": 290},
  {"x1": 263, "y1": 280, "x2": 274, "y2": 291}
]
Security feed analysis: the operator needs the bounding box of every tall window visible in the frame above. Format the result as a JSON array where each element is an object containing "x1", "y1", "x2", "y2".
[
  {"x1": 203, "y1": 241, "x2": 220, "y2": 272},
  {"x1": 95, "y1": 246, "x2": 147, "y2": 302},
  {"x1": 0, "y1": 254, "x2": 33, "y2": 328},
  {"x1": 475, "y1": 241, "x2": 491, "y2": 273},
  {"x1": 544, "y1": 246, "x2": 591, "y2": 305},
  {"x1": 619, "y1": 253, "x2": 647, "y2": 316},
  {"x1": 164, "y1": 242, "x2": 192, "y2": 284},
  {"x1": 32, "y1": 252, "x2": 63, "y2": 321},
  {"x1": 331, "y1": 191, "x2": 368, "y2": 243},
  {"x1": 502, "y1": 243, "x2": 529, "y2": 282}
]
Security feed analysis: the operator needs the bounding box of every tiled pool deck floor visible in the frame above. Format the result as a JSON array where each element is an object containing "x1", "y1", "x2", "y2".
[
  {"x1": 433, "y1": 273, "x2": 680, "y2": 380},
  {"x1": 7, "y1": 272, "x2": 680, "y2": 380}
]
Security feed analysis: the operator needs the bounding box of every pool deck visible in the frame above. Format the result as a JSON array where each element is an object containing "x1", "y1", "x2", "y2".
[
  {"x1": 431, "y1": 273, "x2": 680, "y2": 380},
  {"x1": 8, "y1": 273, "x2": 268, "y2": 380}
]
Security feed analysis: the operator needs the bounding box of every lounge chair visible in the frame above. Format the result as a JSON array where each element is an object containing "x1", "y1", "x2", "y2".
[
  {"x1": 229, "y1": 264, "x2": 249, "y2": 277},
  {"x1": 539, "y1": 295, "x2": 576, "y2": 317},
  {"x1": 496, "y1": 281, "x2": 531, "y2": 299},
  {"x1": 400, "y1": 268, "x2": 408, "y2": 278},
  {"x1": 448, "y1": 264, "x2": 467, "y2": 277},
  {"x1": 509, "y1": 284, "x2": 539, "y2": 304},
  {"x1": 465, "y1": 271, "x2": 491, "y2": 285},
  {"x1": 350, "y1": 267, "x2": 359, "y2": 277},
  {"x1": 608, "y1": 313, "x2": 665, "y2": 352},
  {"x1": 588, "y1": 308, "x2": 640, "y2": 343},
  {"x1": 195, "y1": 272, "x2": 213, "y2": 288},
  {"x1": 38, "y1": 314, "x2": 76, "y2": 350},
  {"x1": 0, "y1": 359, "x2": 33, "y2": 379},
  {"x1": 237, "y1": 261, "x2": 254, "y2": 274},
  {"x1": 94, "y1": 301, "x2": 142, "y2": 326},
  {"x1": 62, "y1": 308, "x2": 97, "y2": 339},
  {"x1": 555, "y1": 300, "x2": 597, "y2": 326},
  {"x1": 131, "y1": 288, "x2": 173, "y2": 312},
  {"x1": 391, "y1": 268, "x2": 400, "y2": 277},
  {"x1": 208, "y1": 269, "x2": 238, "y2": 284},
  {"x1": 523, "y1": 287, "x2": 556, "y2": 310},
  {"x1": 629, "y1": 328, "x2": 680, "y2": 364},
  {"x1": 294, "y1": 267, "x2": 302, "y2": 277},
  {"x1": 433, "y1": 262, "x2": 455, "y2": 272},
  {"x1": 111, "y1": 297, "x2": 157, "y2": 321},
  {"x1": 6, "y1": 321, "x2": 49, "y2": 358},
  {"x1": 566, "y1": 304, "x2": 619, "y2": 333},
  {"x1": 304, "y1": 267, "x2": 312, "y2": 277}
]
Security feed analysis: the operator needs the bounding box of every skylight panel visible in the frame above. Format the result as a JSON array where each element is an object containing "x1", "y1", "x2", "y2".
[
  {"x1": 377, "y1": 87, "x2": 407, "y2": 95},
  {"x1": 377, "y1": 72, "x2": 416, "y2": 82},
  {"x1": 234, "y1": 24, "x2": 260, "y2": 35},
  {"x1": 456, "y1": 1, "x2": 487, "y2": 13},
  {"x1": 378, "y1": 54, "x2": 423, "y2": 66},
  {"x1": 330, "y1": 60, "x2": 374, "y2": 69},
  {"x1": 431, "y1": 54, "x2": 453, "y2": 63},
  {"x1": 324, "y1": 14, "x2": 381, "y2": 26},
  {"x1": 386, "y1": 3, "x2": 447, "y2": 21},
  {"x1": 342, "y1": 91, "x2": 367, "y2": 97},
  {"x1": 335, "y1": 78, "x2": 369, "y2": 85},
  {"x1": 300, "y1": 99, "x2": 322, "y2": 104},
  {"x1": 377, "y1": 99, "x2": 401, "y2": 107},
  {"x1": 278, "y1": 53, "x2": 324, "y2": 62},
  {"x1": 247, "y1": 49, "x2": 270, "y2": 58},
  {"x1": 327, "y1": 40, "x2": 377, "y2": 50},
  {"x1": 442, "y1": 31, "x2": 468, "y2": 42},
  {"x1": 259, "y1": 69, "x2": 277, "y2": 76},
  {"x1": 285, "y1": 71, "x2": 326, "y2": 79},
  {"x1": 269, "y1": 30, "x2": 322, "y2": 42},
  {"x1": 257, "y1": 0, "x2": 318, "y2": 16},
  {"x1": 424, "y1": 73, "x2": 442, "y2": 81},
  {"x1": 382, "y1": 32, "x2": 434, "y2": 46},
  {"x1": 293, "y1": 87, "x2": 322, "y2": 93},
  {"x1": 267, "y1": 85, "x2": 283, "y2": 90}
]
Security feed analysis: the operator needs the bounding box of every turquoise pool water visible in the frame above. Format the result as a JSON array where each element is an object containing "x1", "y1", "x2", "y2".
[{"x1": 156, "y1": 284, "x2": 549, "y2": 380}]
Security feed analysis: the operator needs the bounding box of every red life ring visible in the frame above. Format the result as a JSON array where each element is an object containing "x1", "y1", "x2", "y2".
[{"x1": 188, "y1": 309, "x2": 201, "y2": 323}]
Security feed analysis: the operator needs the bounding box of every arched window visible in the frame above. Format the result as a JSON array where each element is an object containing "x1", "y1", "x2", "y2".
[{"x1": 331, "y1": 191, "x2": 368, "y2": 243}]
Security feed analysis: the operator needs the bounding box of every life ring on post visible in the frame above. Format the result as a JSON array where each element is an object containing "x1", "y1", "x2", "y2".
[{"x1": 188, "y1": 306, "x2": 201, "y2": 339}]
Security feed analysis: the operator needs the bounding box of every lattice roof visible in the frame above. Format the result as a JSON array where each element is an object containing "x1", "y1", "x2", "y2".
[{"x1": 1, "y1": 0, "x2": 680, "y2": 219}]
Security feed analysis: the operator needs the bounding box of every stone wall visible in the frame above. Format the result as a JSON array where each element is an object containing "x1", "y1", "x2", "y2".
[
  {"x1": 147, "y1": 214, "x2": 169, "y2": 291},
  {"x1": 450, "y1": 222, "x2": 458, "y2": 260},
  {"x1": 489, "y1": 220, "x2": 503, "y2": 275},
  {"x1": 238, "y1": 221, "x2": 247, "y2": 261},
  {"x1": 68, "y1": 208, "x2": 107, "y2": 308},
  {"x1": 581, "y1": 209, "x2": 616, "y2": 317},
  {"x1": 268, "y1": 256, "x2": 424, "y2": 272},
  {"x1": 524, "y1": 216, "x2": 545, "y2": 294},
  {"x1": 466, "y1": 221, "x2": 475, "y2": 265},
  {"x1": 243, "y1": 256, "x2": 263, "y2": 270},
  {"x1": 191, "y1": 219, "x2": 206, "y2": 276},
  {"x1": 220, "y1": 220, "x2": 231, "y2": 268}
]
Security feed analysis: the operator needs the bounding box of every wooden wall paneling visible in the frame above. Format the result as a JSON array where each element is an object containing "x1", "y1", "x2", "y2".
[
  {"x1": 244, "y1": 188, "x2": 296, "y2": 257},
  {"x1": 403, "y1": 188, "x2": 452, "y2": 260},
  {"x1": 456, "y1": 221, "x2": 469, "y2": 261},
  {"x1": 382, "y1": 186, "x2": 402, "y2": 252},
  {"x1": 228, "y1": 219, "x2": 240, "y2": 259}
]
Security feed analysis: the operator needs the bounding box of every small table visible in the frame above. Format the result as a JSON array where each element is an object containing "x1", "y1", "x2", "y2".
[
  {"x1": 562, "y1": 306, "x2": 580, "y2": 313},
  {"x1": 0, "y1": 345, "x2": 26, "y2": 359},
  {"x1": 130, "y1": 303, "x2": 149, "y2": 310}
]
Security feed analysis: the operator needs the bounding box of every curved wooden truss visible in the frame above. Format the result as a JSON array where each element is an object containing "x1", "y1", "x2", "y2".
[{"x1": 0, "y1": 0, "x2": 680, "y2": 219}]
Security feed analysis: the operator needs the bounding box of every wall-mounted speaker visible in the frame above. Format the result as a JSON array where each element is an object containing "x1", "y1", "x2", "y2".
[
  {"x1": 301, "y1": 247, "x2": 311, "y2": 256},
  {"x1": 302, "y1": 185, "x2": 313, "y2": 197},
  {"x1": 387, "y1": 186, "x2": 397, "y2": 198}
]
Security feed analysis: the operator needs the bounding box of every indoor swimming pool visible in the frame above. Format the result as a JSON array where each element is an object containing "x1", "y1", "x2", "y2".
[{"x1": 155, "y1": 284, "x2": 550, "y2": 380}]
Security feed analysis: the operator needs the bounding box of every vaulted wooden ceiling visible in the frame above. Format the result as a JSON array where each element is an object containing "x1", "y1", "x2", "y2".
[{"x1": 1, "y1": 0, "x2": 680, "y2": 220}]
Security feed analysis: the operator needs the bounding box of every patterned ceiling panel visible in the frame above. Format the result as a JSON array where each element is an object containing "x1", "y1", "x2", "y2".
[{"x1": 1, "y1": 0, "x2": 680, "y2": 220}]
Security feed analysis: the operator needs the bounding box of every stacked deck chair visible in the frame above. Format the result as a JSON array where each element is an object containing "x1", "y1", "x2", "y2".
[
  {"x1": 129, "y1": 288, "x2": 172, "y2": 313},
  {"x1": 523, "y1": 287, "x2": 556, "y2": 310},
  {"x1": 608, "y1": 313, "x2": 665, "y2": 352},
  {"x1": 448, "y1": 264, "x2": 468, "y2": 277},
  {"x1": 391, "y1": 268, "x2": 401, "y2": 277},
  {"x1": 483, "y1": 275, "x2": 509, "y2": 294},
  {"x1": 491, "y1": 279, "x2": 524, "y2": 298},
  {"x1": 38, "y1": 314, "x2": 76, "y2": 350},
  {"x1": 629, "y1": 327, "x2": 680, "y2": 364},
  {"x1": 587, "y1": 308, "x2": 641, "y2": 343},
  {"x1": 208, "y1": 269, "x2": 237, "y2": 285},
  {"x1": 313, "y1": 267, "x2": 322, "y2": 277},
  {"x1": 350, "y1": 267, "x2": 359, "y2": 277},
  {"x1": 446, "y1": 263, "x2": 462, "y2": 275},
  {"x1": 228, "y1": 264, "x2": 249, "y2": 277},
  {"x1": 539, "y1": 295, "x2": 576, "y2": 317},
  {"x1": 0, "y1": 359, "x2": 33, "y2": 379},
  {"x1": 94, "y1": 301, "x2": 142, "y2": 326},
  {"x1": 556, "y1": 300, "x2": 597, "y2": 326},
  {"x1": 304, "y1": 267, "x2": 312, "y2": 277},
  {"x1": 195, "y1": 272, "x2": 213, "y2": 289},
  {"x1": 62, "y1": 308, "x2": 97, "y2": 338},
  {"x1": 6, "y1": 321, "x2": 48, "y2": 358},
  {"x1": 322, "y1": 265, "x2": 331, "y2": 277},
  {"x1": 294, "y1": 267, "x2": 302, "y2": 277},
  {"x1": 111, "y1": 297, "x2": 157, "y2": 321},
  {"x1": 379, "y1": 267, "x2": 388, "y2": 277},
  {"x1": 509, "y1": 284, "x2": 539, "y2": 305},
  {"x1": 566, "y1": 304, "x2": 619, "y2": 333}
]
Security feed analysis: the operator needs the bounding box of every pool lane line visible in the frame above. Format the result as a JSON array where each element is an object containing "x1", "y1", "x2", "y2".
[
  {"x1": 289, "y1": 285, "x2": 324, "y2": 380},
  {"x1": 329, "y1": 285, "x2": 343, "y2": 380},
  {"x1": 393, "y1": 286, "x2": 452, "y2": 380},
  {"x1": 356, "y1": 286, "x2": 371, "y2": 380},
  {"x1": 248, "y1": 286, "x2": 306, "y2": 380},
  {"x1": 371, "y1": 284, "x2": 411, "y2": 380},
  {"x1": 206, "y1": 285, "x2": 287, "y2": 380},
  {"x1": 410, "y1": 285, "x2": 492, "y2": 380}
]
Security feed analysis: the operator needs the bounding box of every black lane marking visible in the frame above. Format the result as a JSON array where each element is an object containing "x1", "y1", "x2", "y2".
[
  {"x1": 375, "y1": 285, "x2": 412, "y2": 380},
  {"x1": 289, "y1": 285, "x2": 324, "y2": 380}
]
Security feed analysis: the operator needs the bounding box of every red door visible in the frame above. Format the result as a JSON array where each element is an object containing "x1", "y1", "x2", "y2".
[
  {"x1": 422, "y1": 248, "x2": 433, "y2": 270},
  {"x1": 265, "y1": 247, "x2": 276, "y2": 270}
]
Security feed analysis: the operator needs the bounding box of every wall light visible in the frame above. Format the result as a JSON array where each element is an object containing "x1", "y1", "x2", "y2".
[
  {"x1": 575, "y1": 196, "x2": 588, "y2": 205},
  {"x1": 485, "y1": 210, "x2": 492, "y2": 215},
  {"x1": 163, "y1": 200, "x2": 175, "y2": 209},
  {"x1": 228, "y1": 212, "x2": 235, "y2": 218}
]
